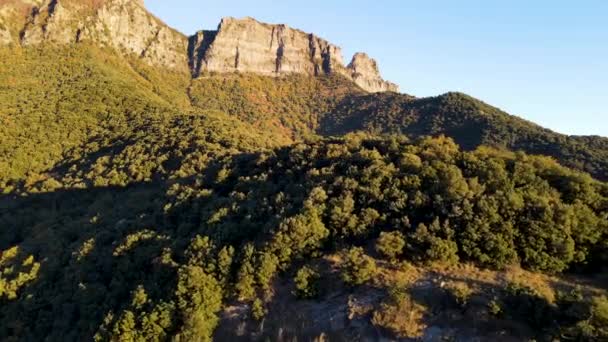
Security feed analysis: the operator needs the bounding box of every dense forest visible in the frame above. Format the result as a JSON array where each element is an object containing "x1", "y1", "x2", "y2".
[
  {"x1": 1, "y1": 44, "x2": 607, "y2": 341},
  {"x1": 2, "y1": 133, "x2": 608, "y2": 340}
]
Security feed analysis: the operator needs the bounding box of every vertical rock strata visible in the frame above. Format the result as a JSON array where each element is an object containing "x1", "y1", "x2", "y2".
[{"x1": 1, "y1": 1, "x2": 398, "y2": 92}]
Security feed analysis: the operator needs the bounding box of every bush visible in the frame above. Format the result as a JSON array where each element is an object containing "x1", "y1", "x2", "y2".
[
  {"x1": 372, "y1": 287, "x2": 427, "y2": 339},
  {"x1": 294, "y1": 265, "x2": 321, "y2": 299},
  {"x1": 341, "y1": 247, "x2": 377, "y2": 286},
  {"x1": 446, "y1": 282, "x2": 474, "y2": 308},
  {"x1": 251, "y1": 298, "x2": 266, "y2": 321},
  {"x1": 376, "y1": 231, "x2": 406, "y2": 262},
  {"x1": 585, "y1": 296, "x2": 608, "y2": 339}
]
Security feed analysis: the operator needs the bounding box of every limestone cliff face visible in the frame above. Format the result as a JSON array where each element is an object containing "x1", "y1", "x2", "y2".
[
  {"x1": 190, "y1": 17, "x2": 398, "y2": 92},
  {"x1": 8, "y1": 0, "x2": 188, "y2": 71},
  {"x1": 0, "y1": 1, "x2": 398, "y2": 92},
  {"x1": 347, "y1": 53, "x2": 399, "y2": 93},
  {"x1": 191, "y1": 17, "x2": 344, "y2": 77}
]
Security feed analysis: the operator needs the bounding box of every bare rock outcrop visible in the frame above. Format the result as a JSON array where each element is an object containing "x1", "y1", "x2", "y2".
[
  {"x1": 11, "y1": 0, "x2": 188, "y2": 71},
  {"x1": 190, "y1": 17, "x2": 398, "y2": 93},
  {"x1": 191, "y1": 17, "x2": 344, "y2": 77},
  {"x1": 78, "y1": 0, "x2": 187, "y2": 70},
  {"x1": 346, "y1": 52, "x2": 399, "y2": 92},
  {"x1": 0, "y1": 2, "x2": 398, "y2": 92}
]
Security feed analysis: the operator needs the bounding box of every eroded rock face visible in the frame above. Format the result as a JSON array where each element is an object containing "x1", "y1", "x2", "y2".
[
  {"x1": 79, "y1": 0, "x2": 188, "y2": 70},
  {"x1": 13, "y1": 0, "x2": 188, "y2": 71},
  {"x1": 347, "y1": 53, "x2": 399, "y2": 93},
  {"x1": 190, "y1": 17, "x2": 398, "y2": 92},
  {"x1": 191, "y1": 17, "x2": 344, "y2": 77},
  {"x1": 0, "y1": 1, "x2": 398, "y2": 92}
]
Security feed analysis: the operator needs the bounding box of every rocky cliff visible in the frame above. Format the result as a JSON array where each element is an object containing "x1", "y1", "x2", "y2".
[
  {"x1": 189, "y1": 17, "x2": 398, "y2": 92},
  {"x1": 347, "y1": 52, "x2": 399, "y2": 93},
  {"x1": 0, "y1": 0, "x2": 398, "y2": 92},
  {"x1": 4, "y1": 0, "x2": 188, "y2": 71},
  {"x1": 190, "y1": 17, "x2": 344, "y2": 77}
]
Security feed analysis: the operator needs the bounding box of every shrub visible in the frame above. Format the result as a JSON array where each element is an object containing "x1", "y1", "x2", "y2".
[
  {"x1": 372, "y1": 287, "x2": 427, "y2": 339},
  {"x1": 341, "y1": 247, "x2": 377, "y2": 286},
  {"x1": 294, "y1": 265, "x2": 321, "y2": 299},
  {"x1": 376, "y1": 231, "x2": 406, "y2": 262},
  {"x1": 446, "y1": 282, "x2": 474, "y2": 308},
  {"x1": 251, "y1": 298, "x2": 266, "y2": 321}
]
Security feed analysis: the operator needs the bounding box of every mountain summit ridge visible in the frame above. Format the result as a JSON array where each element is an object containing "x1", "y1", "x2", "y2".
[{"x1": 0, "y1": 0, "x2": 398, "y2": 92}]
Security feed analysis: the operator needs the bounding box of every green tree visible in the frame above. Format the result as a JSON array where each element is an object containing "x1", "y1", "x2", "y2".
[
  {"x1": 175, "y1": 265, "x2": 223, "y2": 342},
  {"x1": 375, "y1": 231, "x2": 406, "y2": 262},
  {"x1": 341, "y1": 247, "x2": 377, "y2": 286},
  {"x1": 235, "y1": 244, "x2": 257, "y2": 301},
  {"x1": 294, "y1": 265, "x2": 321, "y2": 299}
]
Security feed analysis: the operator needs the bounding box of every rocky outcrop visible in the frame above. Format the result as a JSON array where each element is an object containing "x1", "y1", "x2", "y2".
[
  {"x1": 191, "y1": 17, "x2": 344, "y2": 77},
  {"x1": 78, "y1": 0, "x2": 188, "y2": 70},
  {"x1": 12, "y1": 0, "x2": 188, "y2": 71},
  {"x1": 346, "y1": 53, "x2": 399, "y2": 93},
  {"x1": 0, "y1": 1, "x2": 398, "y2": 92},
  {"x1": 189, "y1": 17, "x2": 398, "y2": 92}
]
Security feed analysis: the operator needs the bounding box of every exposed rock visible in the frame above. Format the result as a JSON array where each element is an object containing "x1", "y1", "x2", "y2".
[
  {"x1": 20, "y1": 0, "x2": 75, "y2": 45},
  {"x1": 347, "y1": 52, "x2": 399, "y2": 92},
  {"x1": 0, "y1": 1, "x2": 398, "y2": 92},
  {"x1": 188, "y1": 29, "x2": 217, "y2": 76},
  {"x1": 194, "y1": 17, "x2": 344, "y2": 77},
  {"x1": 79, "y1": 0, "x2": 188, "y2": 71},
  {"x1": 190, "y1": 17, "x2": 398, "y2": 93},
  {"x1": 13, "y1": 0, "x2": 188, "y2": 71}
]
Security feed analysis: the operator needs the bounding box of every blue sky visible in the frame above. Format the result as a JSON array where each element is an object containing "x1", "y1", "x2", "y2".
[{"x1": 146, "y1": 0, "x2": 608, "y2": 137}]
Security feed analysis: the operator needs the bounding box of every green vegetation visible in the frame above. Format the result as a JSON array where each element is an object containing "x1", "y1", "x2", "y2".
[
  {"x1": 320, "y1": 92, "x2": 608, "y2": 180},
  {"x1": 0, "y1": 42, "x2": 607, "y2": 341},
  {"x1": 189, "y1": 71, "x2": 362, "y2": 141},
  {"x1": 375, "y1": 231, "x2": 406, "y2": 262},
  {"x1": 293, "y1": 265, "x2": 321, "y2": 299},
  {"x1": 2, "y1": 132, "x2": 606, "y2": 340},
  {"x1": 341, "y1": 247, "x2": 378, "y2": 286}
]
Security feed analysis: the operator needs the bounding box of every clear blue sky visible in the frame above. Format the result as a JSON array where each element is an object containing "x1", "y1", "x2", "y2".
[{"x1": 146, "y1": 0, "x2": 608, "y2": 137}]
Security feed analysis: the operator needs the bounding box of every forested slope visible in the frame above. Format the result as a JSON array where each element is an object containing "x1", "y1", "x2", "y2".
[
  {"x1": 0, "y1": 40, "x2": 607, "y2": 341},
  {"x1": 1, "y1": 133, "x2": 608, "y2": 340},
  {"x1": 320, "y1": 92, "x2": 608, "y2": 180}
]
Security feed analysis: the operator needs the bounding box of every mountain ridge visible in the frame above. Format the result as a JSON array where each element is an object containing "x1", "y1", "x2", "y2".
[{"x1": 0, "y1": 0, "x2": 398, "y2": 92}]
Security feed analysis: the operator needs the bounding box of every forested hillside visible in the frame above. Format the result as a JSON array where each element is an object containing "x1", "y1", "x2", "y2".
[
  {"x1": 2, "y1": 45, "x2": 607, "y2": 190},
  {"x1": 2, "y1": 134, "x2": 607, "y2": 340},
  {"x1": 0, "y1": 8, "x2": 607, "y2": 340},
  {"x1": 320, "y1": 92, "x2": 608, "y2": 180}
]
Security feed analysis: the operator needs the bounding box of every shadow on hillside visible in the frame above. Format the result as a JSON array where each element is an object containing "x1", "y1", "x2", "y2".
[
  {"x1": 0, "y1": 181, "x2": 174, "y2": 340},
  {"x1": 317, "y1": 93, "x2": 487, "y2": 151},
  {"x1": 0, "y1": 146, "x2": 313, "y2": 340}
]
